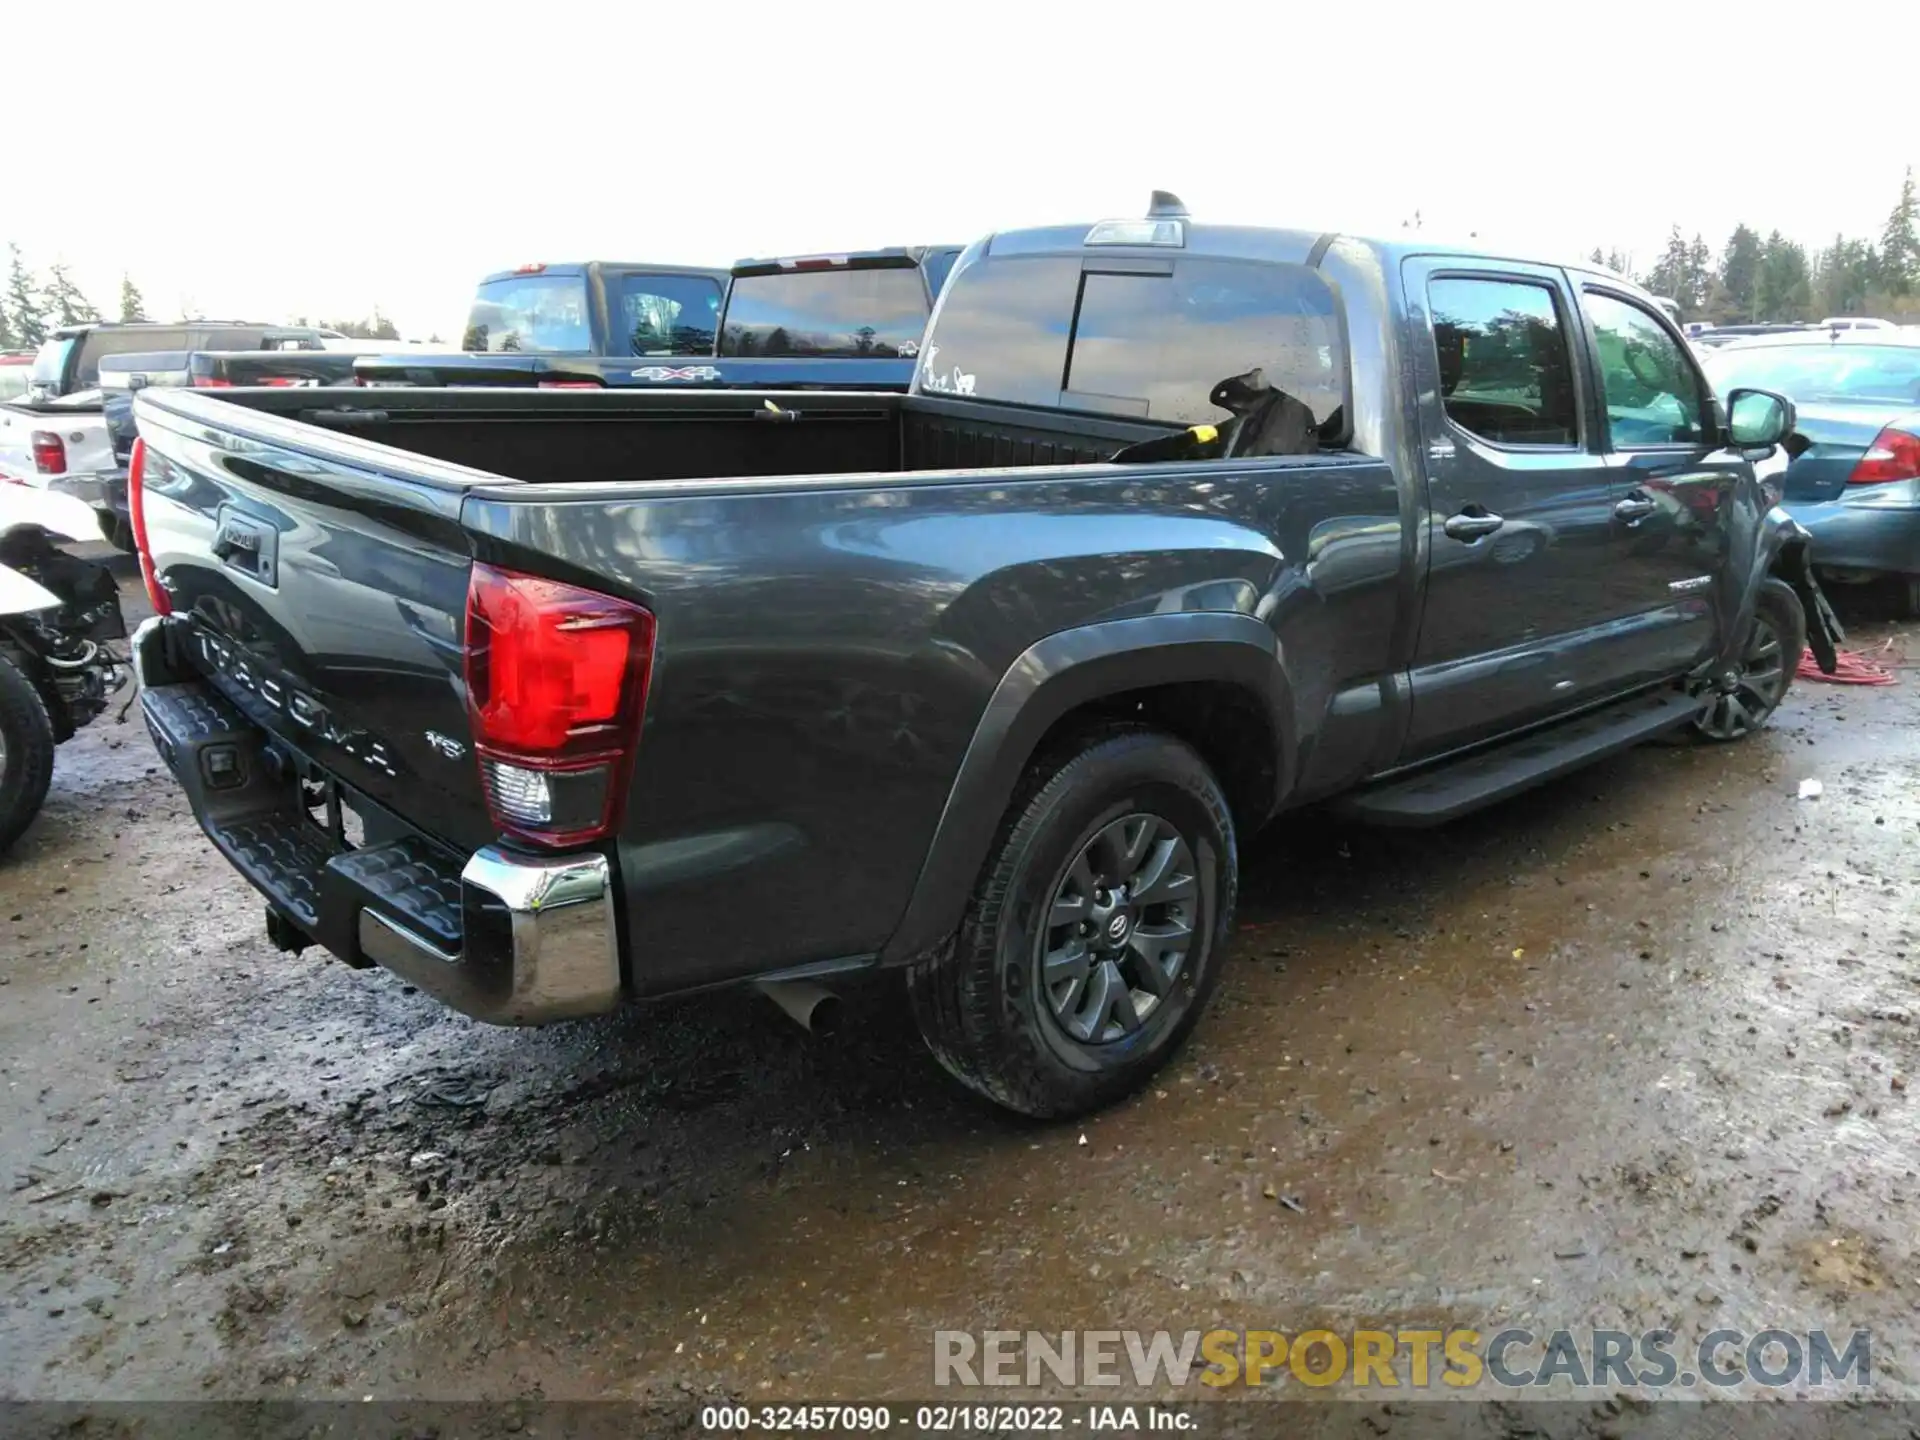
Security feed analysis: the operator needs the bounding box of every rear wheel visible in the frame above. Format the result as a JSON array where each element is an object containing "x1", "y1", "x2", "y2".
[
  {"x1": 97, "y1": 510, "x2": 137, "y2": 553},
  {"x1": 1693, "y1": 578, "x2": 1804, "y2": 742},
  {"x1": 906, "y1": 728, "x2": 1237, "y2": 1118},
  {"x1": 0, "y1": 649, "x2": 56, "y2": 854},
  {"x1": 1901, "y1": 575, "x2": 1920, "y2": 622}
]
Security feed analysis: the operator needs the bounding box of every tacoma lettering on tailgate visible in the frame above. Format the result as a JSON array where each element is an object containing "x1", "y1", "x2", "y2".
[{"x1": 193, "y1": 630, "x2": 399, "y2": 778}]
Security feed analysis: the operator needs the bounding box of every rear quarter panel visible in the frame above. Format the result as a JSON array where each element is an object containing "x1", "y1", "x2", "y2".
[{"x1": 463, "y1": 452, "x2": 1404, "y2": 993}]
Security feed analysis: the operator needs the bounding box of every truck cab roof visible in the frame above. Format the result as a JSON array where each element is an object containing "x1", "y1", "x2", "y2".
[
  {"x1": 729, "y1": 245, "x2": 961, "y2": 276},
  {"x1": 973, "y1": 197, "x2": 1629, "y2": 286},
  {"x1": 477, "y1": 262, "x2": 729, "y2": 286}
]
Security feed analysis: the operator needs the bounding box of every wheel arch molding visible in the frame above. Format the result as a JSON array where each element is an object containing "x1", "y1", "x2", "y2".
[{"x1": 879, "y1": 611, "x2": 1294, "y2": 966}]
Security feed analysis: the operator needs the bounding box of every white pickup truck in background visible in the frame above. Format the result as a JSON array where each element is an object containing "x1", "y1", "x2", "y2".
[
  {"x1": 0, "y1": 392, "x2": 116, "y2": 492},
  {"x1": 0, "y1": 321, "x2": 331, "y2": 545}
]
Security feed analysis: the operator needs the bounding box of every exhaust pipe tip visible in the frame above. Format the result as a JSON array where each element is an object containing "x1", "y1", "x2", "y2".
[{"x1": 754, "y1": 979, "x2": 842, "y2": 1036}]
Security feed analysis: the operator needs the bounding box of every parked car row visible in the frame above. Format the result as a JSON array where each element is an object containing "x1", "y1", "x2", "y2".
[
  {"x1": 0, "y1": 321, "x2": 338, "y2": 545},
  {"x1": 119, "y1": 192, "x2": 1846, "y2": 1120},
  {"x1": 1, "y1": 244, "x2": 964, "y2": 548},
  {"x1": 1704, "y1": 326, "x2": 1920, "y2": 614},
  {"x1": 379, "y1": 245, "x2": 961, "y2": 390}
]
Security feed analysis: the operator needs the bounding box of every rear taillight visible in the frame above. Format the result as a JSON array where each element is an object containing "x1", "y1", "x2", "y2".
[
  {"x1": 463, "y1": 564, "x2": 655, "y2": 848},
  {"x1": 1848, "y1": 423, "x2": 1920, "y2": 485},
  {"x1": 127, "y1": 438, "x2": 171, "y2": 616},
  {"x1": 30, "y1": 431, "x2": 65, "y2": 475}
]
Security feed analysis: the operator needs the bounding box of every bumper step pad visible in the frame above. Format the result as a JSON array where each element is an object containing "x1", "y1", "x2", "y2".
[{"x1": 139, "y1": 661, "x2": 619, "y2": 1024}]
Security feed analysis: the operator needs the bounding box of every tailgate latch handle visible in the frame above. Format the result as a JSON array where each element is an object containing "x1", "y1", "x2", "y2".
[{"x1": 212, "y1": 508, "x2": 280, "y2": 588}]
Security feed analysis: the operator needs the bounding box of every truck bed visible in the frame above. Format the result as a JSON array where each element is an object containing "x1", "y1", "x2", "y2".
[
  {"x1": 132, "y1": 384, "x2": 1398, "y2": 1002},
  {"x1": 165, "y1": 385, "x2": 1175, "y2": 486}
]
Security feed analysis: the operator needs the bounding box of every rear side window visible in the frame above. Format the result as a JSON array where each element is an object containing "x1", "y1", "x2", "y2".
[
  {"x1": 463, "y1": 275, "x2": 591, "y2": 353},
  {"x1": 1428, "y1": 277, "x2": 1579, "y2": 446},
  {"x1": 617, "y1": 273, "x2": 722, "y2": 356},
  {"x1": 921, "y1": 250, "x2": 959, "y2": 300},
  {"x1": 190, "y1": 328, "x2": 266, "y2": 351},
  {"x1": 720, "y1": 267, "x2": 929, "y2": 358}
]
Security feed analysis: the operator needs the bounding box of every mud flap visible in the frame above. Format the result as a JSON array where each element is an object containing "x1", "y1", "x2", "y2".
[{"x1": 1771, "y1": 532, "x2": 1843, "y2": 676}]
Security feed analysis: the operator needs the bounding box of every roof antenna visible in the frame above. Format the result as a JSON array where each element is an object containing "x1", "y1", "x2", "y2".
[{"x1": 1147, "y1": 191, "x2": 1189, "y2": 220}]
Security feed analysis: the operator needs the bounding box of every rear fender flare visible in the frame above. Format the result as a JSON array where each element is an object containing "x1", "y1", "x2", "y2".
[{"x1": 878, "y1": 612, "x2": 1294, "y2": 965}]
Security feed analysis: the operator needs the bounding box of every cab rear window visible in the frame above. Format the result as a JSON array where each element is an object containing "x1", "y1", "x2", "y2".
[
  {"x1": 720, "y1": 267, "x2": 929, "y2": 358},
  {"x1": 921, "y1": 253, "x2": 1348, "y2": 440},
  {"x1": 463, "y1": 275, "x2": 592, "y2": 353},
  {"x1": 75, "y1": 329, "x2": 193, "y2": 387}
]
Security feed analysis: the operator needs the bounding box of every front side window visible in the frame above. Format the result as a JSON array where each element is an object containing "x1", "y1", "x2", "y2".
[
  {"x1": 462, "y1": 275, "x2": 591, "y2": 353},
  {"x1": 1064, "y1": 260, "x2": 1345, "y2": 446},
  {"x1": 619, "y1": 273, "x2": 722, "y2": 357},
  {"x1": 720, "y1": 267, "x2": 928, "y2": 358},
  {"x1": 1428, "y1": 277, "x2": 1578, "y2": 447},
  {"x1": 1583, "y1": 291, "x2": 1707, "y2": 447}
]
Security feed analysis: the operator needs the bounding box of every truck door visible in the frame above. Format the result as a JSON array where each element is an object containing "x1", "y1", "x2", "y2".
[
  {"x1": 1576, "y1": 285, "x2": 1737, "y2": 684},
  {"x1": 1399, "y1": 261, "x2": 1620, "y2": 760}
]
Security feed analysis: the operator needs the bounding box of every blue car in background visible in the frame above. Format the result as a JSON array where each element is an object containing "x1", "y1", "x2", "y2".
[{"x1": 1705, "y1": 328, "x2": 1920, "y2": 616}]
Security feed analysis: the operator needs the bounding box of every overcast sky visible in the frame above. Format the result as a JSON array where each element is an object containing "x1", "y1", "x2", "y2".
[{"x1": 6, "y1": 1, "x2": 1913, "y2": 339}]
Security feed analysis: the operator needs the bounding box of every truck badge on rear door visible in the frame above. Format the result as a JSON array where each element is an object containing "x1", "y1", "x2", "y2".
[{"x1": 424, "y1": 731, "x2": 466, "y2": 760}]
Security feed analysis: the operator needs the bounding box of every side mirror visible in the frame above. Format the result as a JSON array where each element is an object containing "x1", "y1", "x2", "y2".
[{"x1": 1727, "y1": 387, "x2": 1795, "y2": 449}]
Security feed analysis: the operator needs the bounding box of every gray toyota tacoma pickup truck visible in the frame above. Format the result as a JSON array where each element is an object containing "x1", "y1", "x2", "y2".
[{"x1": 127, "y1": 194, "x2": 1840, "y2": 1118}]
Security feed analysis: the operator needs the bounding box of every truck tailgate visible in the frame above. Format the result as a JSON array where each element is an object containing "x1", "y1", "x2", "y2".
[{"x1": 133, "y1": 390, "x2": 492, "y2": 853}]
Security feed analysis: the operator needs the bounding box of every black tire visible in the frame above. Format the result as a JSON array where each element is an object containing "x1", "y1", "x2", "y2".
[
  {"x1": 1692, "y1": 577, "x2": 1805, "y2": 743},
  {"x1": 0, "y1": 650, "x2": 56, "y2": 855},
  {"x1": 98, "y1": 511, "x2": 137, "y2": 553},
  {"x1": 906, "y1": 727, "x2": 1238, "y2": 1118},
  {"x1": 1900, "y1": 575, "x2": 1920, "y2": 622}
]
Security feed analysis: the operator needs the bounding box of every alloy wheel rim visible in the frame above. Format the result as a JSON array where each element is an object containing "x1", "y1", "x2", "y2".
[
  {"x1": 1038, "y1": 812, "x2": 1198, "y2": 1045},
  {"x1": 1695, "y1": 613, "x2": 1788, "y2": 740}
]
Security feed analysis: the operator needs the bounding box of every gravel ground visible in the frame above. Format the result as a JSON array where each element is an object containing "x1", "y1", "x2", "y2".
[{"x1": 2, "y1": 559, "x2": 1916, "y2": 1431}]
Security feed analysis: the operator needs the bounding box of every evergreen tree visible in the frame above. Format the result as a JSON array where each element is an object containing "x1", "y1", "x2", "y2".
[
  {"x1": 1880, "y1": 166, "x2": 1918, "y2": 297},
  {"x1": 1686, "y1": 234, "x2": 1712, "y2": 313},
  {"x1": 5, "y1": 244, "x2": 43, "y2": 348},
  {"x1": 42, "y1": 264, "x2": 100, "y2": 326},
  {"x1": 1812, "y1": 234, "x2": 1879, "y2": 317},
  {"x1": 1756, "y1": 232, "x2": 1813, "y2": 321},
  {"x1": 1589, "y1": 247, "x2": 1606, "y2": 267},
  {"x1": 1717, "y1": 224, "x2": 1763, "y2": 323},
  {"x1": 118, "y1": 274, "x2": 148, "y2": 323},
  {"x1": 1642, "y1": 226, "x2": 1697, "y2": 309}
]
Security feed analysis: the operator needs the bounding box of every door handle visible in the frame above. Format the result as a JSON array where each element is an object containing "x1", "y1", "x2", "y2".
[
  {"x1": 1442, "y1": 507, "x2": 1505, "y2": 541},
  {"x1": 1613, "y1": 494, "x2": 1658, "y2": 523}
]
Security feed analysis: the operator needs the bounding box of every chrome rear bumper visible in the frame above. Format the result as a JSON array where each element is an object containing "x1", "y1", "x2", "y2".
[
  {"x1": 357, "y1": 847, "x2": 620, "y2": 1025},
  {"x1": 135, "y1": 616, "x2": 623, "y2": 1026}
]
